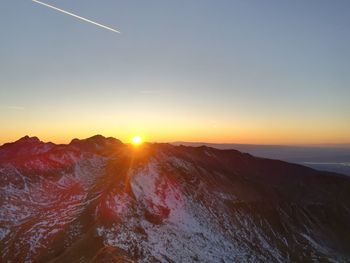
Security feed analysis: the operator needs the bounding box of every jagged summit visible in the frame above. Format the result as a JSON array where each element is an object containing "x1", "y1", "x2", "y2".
[
  {"x1": 1, "y1": 135, "x2": 123, "y2": 148},
  {"x1": 69, "y1": 135, "x2": 123, "y2": 155},
  {"x1": 9, "y1": 135, "x2": 42, "y2": 145},
  {"x1": 17, "y1": 135, "x2": 40, "y2": 142},
  {"x1": 0, "y1": 135, "x2": 123, "y2": 163},
  {"x1": 70, "y1": 134, "x2": 122, "y2": 145},
  {"x1": 0, "y1": 136, "x2": 54, "y2": 161}
]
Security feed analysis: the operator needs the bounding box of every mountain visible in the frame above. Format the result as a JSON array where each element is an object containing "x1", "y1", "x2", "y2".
[
  {"x1": 173, "y1": 142, "x2": 350, "y2": 176},
  {"x1": 1, "y1": 136, "x2": 350, "y2": 262}
]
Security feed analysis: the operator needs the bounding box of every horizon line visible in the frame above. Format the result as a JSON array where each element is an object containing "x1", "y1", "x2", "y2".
[{"x1": 1, "y1": 135, "x2": 350, "y2": 149}]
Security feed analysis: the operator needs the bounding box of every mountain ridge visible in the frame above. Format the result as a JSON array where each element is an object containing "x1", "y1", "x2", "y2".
[{"x1": 1, "y1": 135, "x2": 350, "y2": 262}]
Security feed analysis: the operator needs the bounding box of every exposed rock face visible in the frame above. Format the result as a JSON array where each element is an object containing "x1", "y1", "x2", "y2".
[{"x1": 1, "y1": 136, "x2": 350, "y2": 262}]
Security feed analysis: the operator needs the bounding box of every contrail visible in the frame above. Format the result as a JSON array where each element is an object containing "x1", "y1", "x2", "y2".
[{"x1": 32, "y1": 0, "x2": 121, "y2": 33}]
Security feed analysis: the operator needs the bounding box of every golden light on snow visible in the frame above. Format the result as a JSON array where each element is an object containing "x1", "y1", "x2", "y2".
[{"x1": 132, "y1": 135, "x2": 143, "y2": 145}]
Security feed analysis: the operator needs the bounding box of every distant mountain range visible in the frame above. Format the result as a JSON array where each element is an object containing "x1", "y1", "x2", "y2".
[{"x1": 1, "y1": 136, "x2": 350, "y2": 262}]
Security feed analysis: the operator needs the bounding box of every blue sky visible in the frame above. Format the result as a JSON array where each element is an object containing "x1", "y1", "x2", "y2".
[{"x1": 0, "y1": 0, "x2": 349, "y2": 144}]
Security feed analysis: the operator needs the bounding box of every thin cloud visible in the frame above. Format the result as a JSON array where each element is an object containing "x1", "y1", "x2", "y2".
[{"x1": 3, "y1": 106, "x2": 25, "y2": 110}]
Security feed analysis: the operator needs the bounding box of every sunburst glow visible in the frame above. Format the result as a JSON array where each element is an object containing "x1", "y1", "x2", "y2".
[{"x1": 132, "y1": 135, "x2": 143, "y2": 145}]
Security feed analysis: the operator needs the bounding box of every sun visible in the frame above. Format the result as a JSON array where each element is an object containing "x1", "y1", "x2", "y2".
[{"x1": 132, "y1": 135, "x2": 143, "y2": 145}]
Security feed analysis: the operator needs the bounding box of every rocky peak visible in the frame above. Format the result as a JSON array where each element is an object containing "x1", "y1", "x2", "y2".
[
  {"x1": 16, "y1": 135, "x2": 41, "y2": 144},
  {"x1": 69, "y1": 135, "x2": 123, "y2": 154},
  {"x1": 0, "y1": 136, "x2": 54, "y2": 161}
]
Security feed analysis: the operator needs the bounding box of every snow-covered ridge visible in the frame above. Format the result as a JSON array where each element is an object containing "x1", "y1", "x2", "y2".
[{"x1": 1, "y1": 136, "x2": 350, "y2": 262}]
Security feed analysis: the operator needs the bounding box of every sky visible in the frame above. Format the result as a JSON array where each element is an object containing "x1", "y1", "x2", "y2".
[{"x1": 1, "y1": 0, "x2": 350, "y2": 145}]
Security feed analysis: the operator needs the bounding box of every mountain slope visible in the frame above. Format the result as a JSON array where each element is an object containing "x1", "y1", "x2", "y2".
[{"x1": 1, "y1": 136, "x2": 350, "y2": 262}]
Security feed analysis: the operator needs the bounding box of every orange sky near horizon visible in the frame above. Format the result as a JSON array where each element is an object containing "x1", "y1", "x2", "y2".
[
  {"x1": 1, "y1": 96, "x2": 349, "y2": 146},
  {"x1": 1, "y1": 115, "x2": 349, "y2": 146}
]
